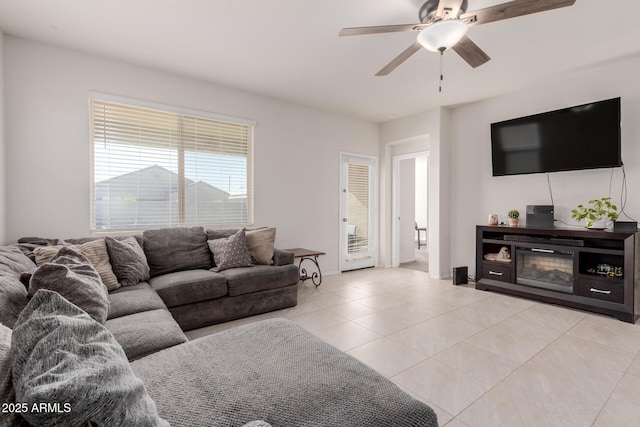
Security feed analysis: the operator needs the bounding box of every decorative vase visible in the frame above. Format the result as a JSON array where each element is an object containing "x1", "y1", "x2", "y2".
[
  {"x1": 508, "y1": 218, "x2": 519, "y2": 227},
  {"x1": 586, "y1": 219, "x2": 609, "y2": 230},
  {"x1": 488, "y1": 214, "x2": 498, "y2": 226}
]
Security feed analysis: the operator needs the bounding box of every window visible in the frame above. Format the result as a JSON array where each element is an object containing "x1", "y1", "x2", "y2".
[{"x1": 90, "y1": 97, "x2": 254, "y2": 232}]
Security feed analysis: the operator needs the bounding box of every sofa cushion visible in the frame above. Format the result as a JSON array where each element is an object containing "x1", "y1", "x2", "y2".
[
  {"x1": 149, "y1": 270, "x2": 227, "y2": 308},
  {"x1": 221, "y1": 264, "x2": 300, "y2": 297},
  {"x1": 143, "y1": 226, "x2": 212, "y2": 277},
  {"x1": 33, "y1": 238, "x2": 120, "y2": 291},
  {"x1": 0, "y1": 245, "x2": 37, "y2": 278},
  {"x1": 28, "y1": 247, "x2": 110, "y2": 324},
  {"x1": 0, "y1": 275, "x2": 29, "y2": 328},
  {"x1": 106, "y1": 236, "x2": 151, "y2": 287},
  {"x1": 131, "y1": 318, "x2": 437, "y2": 427},
  {"x1": 11, "y1": 289, "x2": 169, "y2": 427},
  {"x1": 246, "y1": 227, "x2": 276, "y2": 265},
  {"x1": 107, "y1": 282, "x2": 167, "y2": 320},
  {"x1": 169, "y1": 285, "x2": 298, "y2": 331},
  {"x1": 106, "y1": 309, "x2": 188, "y2": 361},
  {"x1": 208, "y1": 229, "x2": 254, "y2": 272}
]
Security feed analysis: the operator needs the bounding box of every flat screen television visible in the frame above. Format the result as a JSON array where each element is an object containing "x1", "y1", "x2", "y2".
[{"x1": 491, "y1": 97, "x2": 622, "y2": 176}]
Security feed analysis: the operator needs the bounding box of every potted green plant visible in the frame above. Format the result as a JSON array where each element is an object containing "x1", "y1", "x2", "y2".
[
  {"x1": 571, "y1": 197, "x2": 619, "y2": 229},
  {"x1": 507, "y1": 209, "x2": 520, "y2": 227}
]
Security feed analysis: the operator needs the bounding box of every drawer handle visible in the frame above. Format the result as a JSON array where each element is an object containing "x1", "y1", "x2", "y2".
[
  {"x1": 532, "y1": 248, "x2": 554, "y2": 253},
  {"x1": 489, "y1": 271, "x2": 503, "y2": 276},
  {"x1": 590, "y1": 288, "x2": 612, "y2": 295}
]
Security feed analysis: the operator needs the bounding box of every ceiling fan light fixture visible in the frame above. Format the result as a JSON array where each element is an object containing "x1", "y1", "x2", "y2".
[{"x1": 416, "y1": 20, "x2": 468, "y2": 52}]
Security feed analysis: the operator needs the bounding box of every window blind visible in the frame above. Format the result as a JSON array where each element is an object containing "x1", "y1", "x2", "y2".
[
  {"x1": 90, "y1": 99, "x2": 253, "y2": 232},
  {"x1": 347, "y1": 163, "x2": 371, "y2": 254}
]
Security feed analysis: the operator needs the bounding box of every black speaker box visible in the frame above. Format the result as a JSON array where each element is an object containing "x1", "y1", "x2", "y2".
[
  {"x1": 526, "y1": 205, "x2": 555, "y2": 228},
  {"x1": 614, "y1": 221, "x2": 638, "y2": 232},
  {"x1": 452, "y1": 266, "x2": 468, "y2": 285}
]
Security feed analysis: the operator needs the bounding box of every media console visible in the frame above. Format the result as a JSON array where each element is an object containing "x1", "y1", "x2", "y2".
[{"x1": 476, "y1": 225, "x2": 640, "y2": 323}]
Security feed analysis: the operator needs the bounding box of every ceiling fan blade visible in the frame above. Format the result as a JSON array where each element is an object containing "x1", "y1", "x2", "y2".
[
  {"x1": 375, "y1": 42, "x2": 422, "y2": 76},
  {"x1": 437, "y1": 0, "x2": 466, "y2": 19},
  {"x1": 461, "y1": 0, "x2": 576, "y2": 27},
  {"x1": 339, "y1": 23, "x2": 423, "y2": 37},
  {"x1": 452, "y1": 36, "x2": 491, "y2": 68}
]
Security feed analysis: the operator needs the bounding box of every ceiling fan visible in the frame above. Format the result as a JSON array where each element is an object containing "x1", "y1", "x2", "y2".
[{"x1": 339, "y1": 0, "x2": 576, "y2": 76}]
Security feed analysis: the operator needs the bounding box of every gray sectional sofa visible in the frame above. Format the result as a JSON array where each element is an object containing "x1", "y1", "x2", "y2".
[
  {"x1": 14, "y1": 226, "x2": 300, "y2": 359},
  {"x1": 0, "y1": 226, "x2": 439, "y2": 426}
]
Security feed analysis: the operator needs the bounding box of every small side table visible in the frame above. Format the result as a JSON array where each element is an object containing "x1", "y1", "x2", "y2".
[{"x1": 285, "y1": 248, "x2": 326, "y2": 287}]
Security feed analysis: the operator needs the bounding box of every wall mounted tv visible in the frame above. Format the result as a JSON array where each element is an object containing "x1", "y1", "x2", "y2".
[{"x1": 491, "y1": 97, "x2": 622, "y2": 176}]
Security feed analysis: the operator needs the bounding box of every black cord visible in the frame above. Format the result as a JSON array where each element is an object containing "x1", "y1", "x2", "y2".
[
  {"x1": 547, "y1": 166, "x2": 634, "y2": 226},
  {"x1": 608, "y1": 167, "x2": 613, "y2": 198},
  {"x1": 619, "y1": 164, "x2": 637, "y2": 222}
]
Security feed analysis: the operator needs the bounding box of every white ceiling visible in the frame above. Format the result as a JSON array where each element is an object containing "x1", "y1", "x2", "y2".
[{"x1": 0, "y1": 0, "x2": 639, "y2": 123}]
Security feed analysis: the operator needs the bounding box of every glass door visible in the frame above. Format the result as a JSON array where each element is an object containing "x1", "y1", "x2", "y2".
[{"x1": 340, "y1": 153, "x2": 377, "y2": 272}]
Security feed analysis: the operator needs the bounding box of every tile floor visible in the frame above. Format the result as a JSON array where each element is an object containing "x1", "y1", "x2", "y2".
[{"x1": 186, "y1": 267, "x2": 640, "y2": 427}]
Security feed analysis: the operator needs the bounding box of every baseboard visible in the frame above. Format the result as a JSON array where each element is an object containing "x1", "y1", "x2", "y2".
[{"x1": 400, "y1": 258, "x2": 416, "y2": 264}]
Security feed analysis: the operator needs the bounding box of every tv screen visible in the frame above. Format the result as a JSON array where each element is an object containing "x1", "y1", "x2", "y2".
[{"x1": 491, "y1": 97, "x2": 622, "y2": 176}]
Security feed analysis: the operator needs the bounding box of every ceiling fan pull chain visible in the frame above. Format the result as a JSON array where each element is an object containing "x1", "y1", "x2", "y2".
[{"x1": 438, "y1": 47, "x2": 445, "y2": 93}]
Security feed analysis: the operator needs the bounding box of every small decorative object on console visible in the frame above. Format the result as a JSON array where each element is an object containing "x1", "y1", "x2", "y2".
[
  {"x1": 507, "y1": 209, "x2": 520, "y2": 227},
  {"x1": 488, "y1": 214, "x2": 499, "y2": 226},
  {"x1": 596, "y1": 263, "x2": 623, "y2": 279},
  {"x1": 484, "y1": 247, "x2": 510, "y2": 262}
]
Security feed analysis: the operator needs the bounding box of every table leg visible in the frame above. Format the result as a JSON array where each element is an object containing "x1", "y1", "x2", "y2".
[{"x1": 299, "y1": 255, "x2": 322, "y2": 287}]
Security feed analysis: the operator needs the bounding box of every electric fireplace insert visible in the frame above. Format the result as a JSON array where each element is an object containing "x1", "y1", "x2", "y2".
[{"x1": 516, "y1": 247, "x2": 574, "y2": 294}]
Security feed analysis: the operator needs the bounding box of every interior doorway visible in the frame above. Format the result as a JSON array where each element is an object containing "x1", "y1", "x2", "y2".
[{"x1": 392, "y1": 152, "x2": 429, "y2": 273}]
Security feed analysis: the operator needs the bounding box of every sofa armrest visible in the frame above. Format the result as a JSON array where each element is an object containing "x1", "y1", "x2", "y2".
[{"x1": 272, "y1": 248, "x2": 294, "y2": 266}]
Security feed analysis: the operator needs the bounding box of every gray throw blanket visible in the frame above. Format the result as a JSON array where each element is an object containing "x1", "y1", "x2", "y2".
[{"x1": 132, "y1": 318, "x2": 438, "y2": 427}]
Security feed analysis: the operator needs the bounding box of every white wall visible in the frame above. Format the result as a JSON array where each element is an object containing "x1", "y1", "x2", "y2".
[
  {"x1": 4, "y1": 37, "x2": 378, "y2": 274},
  {"x1": 399, "y1": 158, "x2": 415, "y2": 263},
  {"x1": 0, "y1": 31, "x2": 5, "y2": 245},
  {"x1": 450, "y1": 52, "x2": 640, "y2": 274},
  {"x1": 437, "y1": 108, "x2": 452, "y2": 277}
]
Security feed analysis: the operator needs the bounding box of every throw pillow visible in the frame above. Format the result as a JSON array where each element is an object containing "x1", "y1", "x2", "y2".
[
  {"x1": 28, "y1": 247, "x2": 110, "y2": 324},
  {"x1": 0, "y1": 245, "x2": 37, "y2": 278},
  {"x1": 0, "y1": 275, "x2": 29, "y2": 328},
  {"x1": 105, "y1": 236, "x2": 151, "y2": 287},
  {"x1": 1, "y1": 323, "x2": 22, "y2": 427},
  {"x1": 208, "y1": 229, "x2": 253, "y2": 272},
  {"x1": 246, "y1": 227, "x2": 276, "y2": 265},
  {"x1": 33, "y1": 239, "x2": 120, "y2": 291},
  {"x1": 11, "y1": 289, "x2": 169, "y2": 427},
  {"x1": 1, "y1": 323, "x2": 15, "y2": 415}
]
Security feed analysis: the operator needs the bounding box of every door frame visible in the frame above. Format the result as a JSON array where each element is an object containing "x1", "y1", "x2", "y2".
[
  {"x1": 339, "y1": 152, "x2": 379, "y2": 272},
  {"x1": 392, "y1": 151, "x2": 429, "y2": 267}
]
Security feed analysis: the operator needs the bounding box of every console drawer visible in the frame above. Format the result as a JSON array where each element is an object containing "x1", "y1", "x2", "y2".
[
  {"x1": 482, "y1": 263, "x2": 511, "y2": 283},
  {"x1": 576, "y1": 278, "x2": 624, "y2": 304}
]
